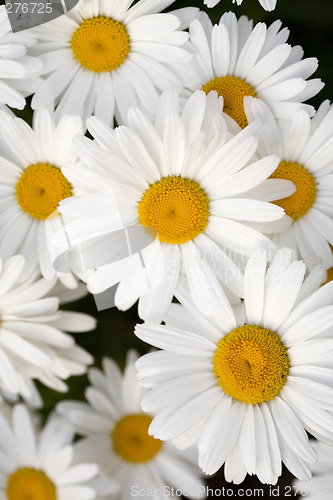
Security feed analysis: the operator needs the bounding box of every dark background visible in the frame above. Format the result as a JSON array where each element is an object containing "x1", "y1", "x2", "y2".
[{"x1": 15, "y1": 0, "x2": 332, "y2": 498}]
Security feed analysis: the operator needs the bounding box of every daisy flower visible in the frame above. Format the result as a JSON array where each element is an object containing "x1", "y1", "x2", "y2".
[
  {"x1": 204, "y1": 0, "x2": 277, "y2": 10},
  {"x1": 57, "y1": 88, "x2": 294, "y2": 323},
  {"x1": 175, "y1": 12, "x2": 323, "y2": 130},
  {"x1": 245, "y1": 98, "x2": 333, "y2": 271},
  {"x1": 0, "y1": 254, "x2": 95, "y2": 408},
  {"x1": 57, "y1": 351, "x2": 205, "y2": 500},
  {"x1": 135, "y1": 247, "x2": 333, "y2": 484},
  {"x1": 0, "y1": 5, "x2": 42, "y2": 109},
  {"x1": 0, "y1": 403, "x2": 116, "y2": 500},
  {"x1": 293, "y1": 441, "x2": 333, "y2": 499},
  {"x1": 0, "y1": 108, "x2": 84, "y2": 282},
  {"x1": 29, "y1": 0, "x2": 199, "y2": 126}
]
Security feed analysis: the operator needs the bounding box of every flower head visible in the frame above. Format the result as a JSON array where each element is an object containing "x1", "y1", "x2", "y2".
[
  {"x1": 57, "y1": 351, "x2": 205, "y2": 500},
  {"x1": 0, "y1": 404, "x2": 111, "y2": 500},
  {"x1": 30, "y1": 0, "x2": 199, "y2": 125},
  {"x1": 135, "y1": 248, "x2": 333, "y2": 484},
  {"x1": 246, "y1": 98, "x2": 333, "y2": 271},
  {"x1": 175, "y1": 12, "x2": 323, "y2": 128},
  {"x1": 0, "y1": 255, "x2": 95, "y2": 407},
  {"x1": 57, "y1": 89, "x2": 294, "y2": 322},
  {"x1": 0, "y1": 108, "x2": 84, "y2": 282}
]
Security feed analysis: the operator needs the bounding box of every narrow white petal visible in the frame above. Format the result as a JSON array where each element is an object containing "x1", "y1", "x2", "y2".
[
  {"x1": 199, "y1": 399, "x2": 245, "y2": 475},
  {"x1": 244, "y1": 248, "x2": 267, "y2": 324},
  {"x1": 135, "y1": 323, "x2": 216, "y2": 356},
  {"x1": 268, "y1": 397, "x2": 316, "y2": 462}
]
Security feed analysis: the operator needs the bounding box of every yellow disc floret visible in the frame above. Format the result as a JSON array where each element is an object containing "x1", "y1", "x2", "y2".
[
  {"x1": 213, "y1": 324, "x2": 289, "y2": 405},
  {"x1": 270, "y1": 161, "x2": 317, "y2": 221},
  {"x1": 112, "y1": 414, "x2": 162, "y2": 463},
  {"x1": 71, "y1": 17, "x2": 130, "y2": 72},
  {"x1": 6, "y1": 467, "x2": 57, "y2": 500},
  {"x1": 138, "y1": 176, "x2": 209, "y2": 244},
  {"x1": 16, "y1": 163, "x2": 72, "y2": 220},
  {"x1": 202, "y1": 76, "x2": 256, "y2": 128}
]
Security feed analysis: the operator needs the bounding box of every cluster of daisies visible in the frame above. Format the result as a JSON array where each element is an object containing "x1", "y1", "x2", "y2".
[{"x1": 1, "y1": 0, "x2": 333, "y2": 499}]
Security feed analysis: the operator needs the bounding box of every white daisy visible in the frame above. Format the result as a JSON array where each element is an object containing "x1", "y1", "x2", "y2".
[
  {"x1": 293, "y1": 441, "x2": 333, "y2": 499},
  {"x1": 245, "y1": 98, "x2": 333, "y2": 271},
  {"x1": 29, "y1": 0, "x2": 199, "y2": 126},
  {"x1": 57, "y1": 88, "x2": 295, "y2": 322},
  {"x1": 204, "y1": 0, "x2": 277, "y2": 10},
  {"x1": 0, "y1": 403, "x2": 109, "y2": 500},
  {"x1": 0, "y1": 254, "x2": 95, "y2": 407},
  {"x1": 0, "y1": 108, "x2": 84, "y2": 282},
  {"x1": 57, "y1": 351, "x2": 205, "y2": 500},
  {"x1": 0, "y1": 5, "x2": 42, "y2": 109},
  {"x1": 135, "y1": 247, "x2": 333, "y2": 484},
  {"x1": 174, "y1": 12, "x2": 323, "y2": 130}
]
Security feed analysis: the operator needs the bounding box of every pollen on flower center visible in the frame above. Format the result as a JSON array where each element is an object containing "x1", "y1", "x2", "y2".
[
  {"x1": 202, "y1": 76, "x2": 256, "y2": 128},
  {"x1": 269, "y1": 161, "x2": 317, "y2": 221},
  {"x1": 138, "y1": 176, "x2": 210, "y2": 244},
  {"x1": 213, "y1": 324, "x2": 289, "y2": 405},
  {"x1": 71, "y1": 16, "x2": 130, "y2": 73},
  {"x1": 112, "y1": 414, "x2": 162, "y2": 463},
  {"x1": 16, "y1": 163, "x2": 72, "y2": 220},
  {"x1": 6, "y1": 467, "x2": 57, "y2": 500}
]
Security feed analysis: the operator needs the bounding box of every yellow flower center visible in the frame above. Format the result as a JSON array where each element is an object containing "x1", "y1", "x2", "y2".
[
  {"x1": 71, "y1": 16, "x2": 130, "y2": 73},
  {"x1": 269, "y1": 161, "x2": 317, "y2": 221},
  {"x1": 6, "y1": 468, "x2": 57, "y2": 500},
  {"x1": 202, "y1": 76, "x2": 256, "y2": 128},
  {"x1": 112, "y1": 414, "x2": 162, "y2": 463},
  {"x1": 16, "y1": 163, "x2": 72, "y2": 220},
  {"x1": 138, "y1": 176, "x2": 209, "y2": 244},
  {"x1": 213, "y1": 324, "x2": 289, "y2": 405}
]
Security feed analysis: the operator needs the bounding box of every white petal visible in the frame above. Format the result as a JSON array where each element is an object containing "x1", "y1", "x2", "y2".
[
  {"x1": 13, "y1": 405, "x2": 37, "y2": 464},
  {"x1": 262, "y1": 260, "x2": 306, "y2": 331},
  {"x1": 149, "y1": 386, "x2": 222, "y2": 441},
  {"x1": 142, "y1": 372, "x2": 216, "y2": 412},
  {"x1": 268, "y1": 396, "x2": 316, "y2": 462},
  {"x1": 199, "y1": 398, "x2": 245, "y2": 475},
  {"x1": 244, "y1": 248, "x2": 267, "y2": 324},
  {"x1": 181, "y1": 241, "x2": 237, "y2": 331},
  {"x1": 135, "y1": 323, "x2": 216, "y2": 356}
]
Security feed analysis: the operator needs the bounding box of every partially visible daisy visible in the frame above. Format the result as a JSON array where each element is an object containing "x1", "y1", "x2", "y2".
[
  {"x1": 30, "y1": 0, "x2": 199, "y2": 125},
  {"x1": 204, "y1": 0, "x2": 277, "y2": 10},
  {"x1": 57, "y1": 351, "x2": 205, "y2": 500},
  {"x1": 246, "y1": 98, "x2": 333, "y2": 271},
  {"x1": 0, "y1": 108, "x2": 84, "y2": 282},
  {"x1": 0, "y1": 255, "x2": 95, "y2": 407},
  {"x1": 58, "y1": 88, "x2": 294, "y2": 323},
  {"x1": 135, "y1": 248, "x2": 333, "y2": 484},
  {"x1": 175, "y1": 12, "x2": 323, "y2": 129},
  {"x1": 0, "y1": 403, "x2": 115, "y2": 500},
  {"x1": 294, "y1": 441, "x2": 333, "y2": 499},
  {"x1": 0, "y1": 5, "x2": 42, "y2": 109}
]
